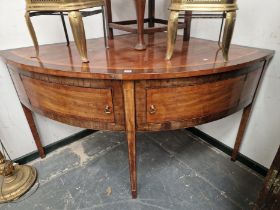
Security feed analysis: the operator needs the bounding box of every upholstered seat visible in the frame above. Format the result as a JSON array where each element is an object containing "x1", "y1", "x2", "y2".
[
  {"x1": 25, "y1": 0, "x2": 108, "y2": 63},
  {"x1": 166, "y1": 0, "x2": 238, "y2": 61}
]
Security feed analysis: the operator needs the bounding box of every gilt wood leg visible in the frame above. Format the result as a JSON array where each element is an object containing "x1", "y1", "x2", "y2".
[
  {"x1": 166, "y1": 11, "x2": 180, "y2": 60},
  {"x1": 25, "y1": 11, "x2": 39, "y2": 58},
  {"x1": 222, "y1": 11, "x2": 236, "y2": 62},
  {"x1": 22, "y1": 104, "x2": 45, "y2": 158},
  {"x1": 231, "y1": 104, "x2": 252, "y2": 161},
  {"x1": 123, "y1": 81, "x2": 137, "y2": 199},
  {"x1": 134, "y1": 0, "x2": 146, "y2": 50},
  {"x1": 68, "y1": 11, "x2": 89, "y2": 63}
]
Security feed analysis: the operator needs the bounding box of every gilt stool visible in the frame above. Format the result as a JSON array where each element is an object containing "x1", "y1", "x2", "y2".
[
  {"x1": 166, "y1": 0, "x2": 238, "y2": 61},
  {"x1": 25, "y1": 0, "x2": 108, "y2": 63}
]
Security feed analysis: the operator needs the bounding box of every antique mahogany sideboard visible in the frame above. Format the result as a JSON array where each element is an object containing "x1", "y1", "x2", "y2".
[{"x1": 0, "y1": 33, "x2": 274, "y2": 198}]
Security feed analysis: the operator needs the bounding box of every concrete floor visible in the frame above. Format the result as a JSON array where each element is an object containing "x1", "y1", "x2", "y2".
[{"x1": 0, "y1": 130, "x2": 263, "y2": 210}]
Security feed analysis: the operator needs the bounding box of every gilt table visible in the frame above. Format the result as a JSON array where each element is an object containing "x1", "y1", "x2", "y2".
[{"x1": 0, "y1": 33, "x2": 274, "y2": 198}]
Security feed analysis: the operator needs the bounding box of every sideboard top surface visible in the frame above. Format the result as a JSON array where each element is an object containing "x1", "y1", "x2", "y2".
[{"x1": 0, "y1": 33, "x2": 274, "y2": 80}]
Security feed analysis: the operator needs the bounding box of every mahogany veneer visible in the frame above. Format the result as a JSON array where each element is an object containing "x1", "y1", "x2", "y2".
[{"x1": 0, "y1": 33, "x2": 274, "y2": 198}]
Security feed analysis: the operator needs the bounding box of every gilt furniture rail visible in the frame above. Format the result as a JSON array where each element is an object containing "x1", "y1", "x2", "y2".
[{"x1": 0, "y1": 33, "x2": 274, "y2": 198}]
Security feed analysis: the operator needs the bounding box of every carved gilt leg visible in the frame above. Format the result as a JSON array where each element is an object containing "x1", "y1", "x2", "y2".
[
  {"x1": 68, "y1": 11, "x2": 89, "y2": 63},
  {"x1": 25, "y1": 11, "x2": 39, "y2": 58},
  {"x1": 123, "y1": 81, "x2": 137, "y2": 199},
  {"x1": 231, "y1": 104, "x2": 252, "y2": 161},
  {"x1": 222, "y1": 11, "x2": 236, "y2": 62},
  {"x1": 22, "y1": 104, "x2": 45, "y2": 158},
  {"x1": 166, "y1": 11, "x2": 179, "y2": 60}
]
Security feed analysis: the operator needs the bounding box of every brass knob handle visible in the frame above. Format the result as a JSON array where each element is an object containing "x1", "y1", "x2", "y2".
[
  {"x1": 104, "y1": 105, "x2": 112, "y2": 114},
  {"x1": 149, "y1": 105, "x2": 157, "y2": 115}
]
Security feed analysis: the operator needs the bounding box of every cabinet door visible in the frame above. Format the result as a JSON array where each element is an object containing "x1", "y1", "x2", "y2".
[
  {"x1": 22, "y1": 76, "x2": 115, "y2": 123},
  {"x1": 255, "y1": 146, "x2": 280, "y2": 210}
]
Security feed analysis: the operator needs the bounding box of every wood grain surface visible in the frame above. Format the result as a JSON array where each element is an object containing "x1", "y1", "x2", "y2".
[
  {"x1": 0, "y1": 33, "x2": 274, "y2": 199},
  {"x1": 146, "y1": 69, "x2": 261, "y2": 123},
  {"x1": 22, "y1": 76, "x2": 115, "y2": 122},
  {"x1": 0, "y1": 33, "x2": 274, "y2": 80}
]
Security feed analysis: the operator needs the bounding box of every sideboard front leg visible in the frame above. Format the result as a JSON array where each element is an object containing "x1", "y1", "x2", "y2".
[
  {"x1": 231, "y1": 104, "x2": 252, "y2": 161},
  {"x1": 123, "y1": 81, "x2": 137, "y2": 199},
  {"x1": 22, "y1": 104, "x2": 46, "y2": 158}
]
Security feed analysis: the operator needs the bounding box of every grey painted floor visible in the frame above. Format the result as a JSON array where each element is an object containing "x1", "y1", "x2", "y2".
[{"x1": 0, "y1": 130, "x2": 263, "y2": 210}]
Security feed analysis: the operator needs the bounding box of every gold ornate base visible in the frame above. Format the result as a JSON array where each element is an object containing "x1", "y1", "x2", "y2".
[
  {"x1": 0, "y1": 165, "x2": 37, "y2": 203},
  {"x1": 24, "y1": 0, "x2": 106, "y2": 63},
  {"x1": 166, "y1": 0, "x2": 238, "y2": 62}
]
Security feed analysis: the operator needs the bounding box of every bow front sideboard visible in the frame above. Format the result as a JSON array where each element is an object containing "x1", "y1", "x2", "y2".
[{"x1": 0, "y1": 33, "x2": 274, "y2": 198}]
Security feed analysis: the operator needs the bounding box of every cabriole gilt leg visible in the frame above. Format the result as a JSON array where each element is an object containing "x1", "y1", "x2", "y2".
[
  {"x1": 222, "y1": 11, "x2": 236, "y2": 62},
  {"x1": 166, "y1": 11, "x2": 179, "y2": 60},
  {"x1": 68, "y1": 11, "x2": 89, "y2": 63},
  {"x1": 25, "y1": 11, "x2": 39, "y2": 58},
  {"x1": 123, "y1": 81, "x2": 137, "y2": 199}
]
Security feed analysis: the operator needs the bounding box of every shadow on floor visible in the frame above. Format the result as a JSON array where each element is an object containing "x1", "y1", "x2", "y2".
[{"x1": 0, "y1": 130, "x2": 263, "y2": 210}]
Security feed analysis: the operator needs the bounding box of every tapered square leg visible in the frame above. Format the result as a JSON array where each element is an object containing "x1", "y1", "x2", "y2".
[
  {"x1": 166, "y1": 11, "x2": 180, "y2": 60},
  {"x1": 68, "y1": 11, "x2": 89, "y2": 63},
  {"x1": 25, "y1": 11, "x2": 39, "y2": 58},
  {"x1": 222, "y1": 11, "x2": 236, "y2": 62},
  {"x1": 123, "y1": 81, "x2": 137, "y2": 199},
  {"x1": 22, "y1": 104, "x2": 45, "y2": 158},
  {"x1": 231, "y1": 104, "x2": 252, "y2": 161}
]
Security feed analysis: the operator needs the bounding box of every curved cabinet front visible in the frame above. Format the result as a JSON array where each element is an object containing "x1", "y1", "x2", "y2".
[
  {"x1": 8, "y1": 66, "x2": 125, "y2": 131},
  {"x1": 2, "y1": 32, "x2": 273, "y2": 199},
  {"x1": 22, "y1": 76, "x2": 115, "y2": 122},
  {"x1": 136, "y1": 61, "x2": 265, "y2": 131},
  {"x1": 8, "y1": 60, "x2": 265, "y2": 132}
]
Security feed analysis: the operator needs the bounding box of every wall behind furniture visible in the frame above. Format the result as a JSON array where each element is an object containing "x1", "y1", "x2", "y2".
[
  {"x1": 190, "y1": 0, "x2": 280, "y2": 168},
  {"x1": 0, "y1": 0, "x2": 158, "y2": 160},
  {"x1": 0, "y1": 0, "x2": 279, "y2": 168}
]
